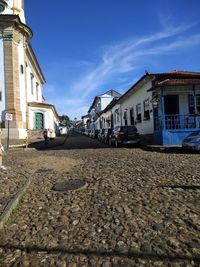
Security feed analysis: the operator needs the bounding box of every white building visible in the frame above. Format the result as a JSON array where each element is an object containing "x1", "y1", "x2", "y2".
[
  {"x1": 87, "y1": 89, "x2": 121, "y2": 130},
  {"x1": 0, "y1": 0, "x2": 60, "y2": 142},
  {"x1": 100, "y1": 71, "x2": 200, "y2": 145},
  {"x1": 81, "y1": 114, "x2": 90, "y2": 130}
]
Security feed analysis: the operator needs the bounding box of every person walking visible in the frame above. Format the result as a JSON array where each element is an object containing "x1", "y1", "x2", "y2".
[
  {"x1": 0, "y1": 129, "x2": 6, "y2": 170},
  {"x1": 43, "y1": 129, "x2": 48, "y2": 145}
]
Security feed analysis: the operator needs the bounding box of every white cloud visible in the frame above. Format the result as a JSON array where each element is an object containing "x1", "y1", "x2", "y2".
[{"x1": 45, "y1": 22, "x2": 200, "y2": 119}]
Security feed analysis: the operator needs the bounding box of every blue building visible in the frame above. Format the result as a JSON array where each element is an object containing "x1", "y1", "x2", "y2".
[{"x1": 150, "y1": 71, "x2": 200, "y2": 145}]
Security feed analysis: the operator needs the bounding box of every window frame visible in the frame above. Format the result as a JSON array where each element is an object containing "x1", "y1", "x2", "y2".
[
  {"x1": 136, "y1": 103, "x2": 142, "y2": 123},
  {"x1": 123, "y1": 110, "x2": 128, "y2": 126},
  {"x1": 36, "y1": 82, "x2": 39, "y2": 101},
  {"x1": 129, "y1": 108, "x2": 134, "y2": 125},
  {"x1": 189, "y1": 94, "x2": 200, "y2": 114},
  {"x1": 30, "y1": 73, "x2": 34, "y2": 95},
  {"x1": 143, "y1": 99, "x2": 150, "y2": 120}
]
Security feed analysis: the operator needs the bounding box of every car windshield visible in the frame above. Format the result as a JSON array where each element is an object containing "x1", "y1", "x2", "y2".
[{"x1": 121, "y1": 126, "x2": 137, "y2": 134}]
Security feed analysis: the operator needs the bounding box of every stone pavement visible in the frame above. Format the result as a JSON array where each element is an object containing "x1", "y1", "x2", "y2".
[{"x1": 0, "y1": 132, "x2": 199, "y2": 266}]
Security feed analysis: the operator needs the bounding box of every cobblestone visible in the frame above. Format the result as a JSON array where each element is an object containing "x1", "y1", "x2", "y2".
[{"x1": 0, "y1": 132, "x2": 199, "y2": 266}]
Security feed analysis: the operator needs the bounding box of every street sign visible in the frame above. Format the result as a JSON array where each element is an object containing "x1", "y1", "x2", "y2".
[
  {"x1": 5, "y1": 113, "x2": 12, "y2": 150},
  {"x1": 5, "y1": 113, "x2": 13, "y2": 121}
]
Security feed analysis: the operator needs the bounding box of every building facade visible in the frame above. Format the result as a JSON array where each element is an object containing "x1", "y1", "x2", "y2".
[
  {"x1": 0, "y1": 0, "x2": 60, "y2": 141},
  {"x1": 99, "y1": 71, "x2": 200, "y2": 145},
  {"x1": 87, "y1": 89, "x2": 121, "y2": 130}
]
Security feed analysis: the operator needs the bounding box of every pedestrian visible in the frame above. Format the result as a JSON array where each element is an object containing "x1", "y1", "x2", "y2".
[
  {"x1": 0, "y1": 129, "x2": 6, "y2": 170},
  {"x1": 43, "y1": 129, "x2": 48, "y2": 145}
]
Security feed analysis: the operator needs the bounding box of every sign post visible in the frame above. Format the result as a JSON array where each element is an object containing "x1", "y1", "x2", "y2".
[{"x1": 5, "y1": 113, "x2": 13, "y2": 151}]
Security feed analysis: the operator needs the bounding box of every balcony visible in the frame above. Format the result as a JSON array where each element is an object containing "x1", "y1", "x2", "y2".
[{"x1": 155, "y1": 114, "x2": 200, "y2": 131}]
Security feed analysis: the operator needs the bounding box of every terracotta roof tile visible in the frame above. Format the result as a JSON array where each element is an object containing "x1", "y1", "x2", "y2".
[{"x1": 156, "y1": 78, "x2": 200, "y2": 86}]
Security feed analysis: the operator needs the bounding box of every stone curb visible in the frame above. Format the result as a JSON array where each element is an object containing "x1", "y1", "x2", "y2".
[{"x1": 0, "y1": 173, "x2": 31, "y2": 230}]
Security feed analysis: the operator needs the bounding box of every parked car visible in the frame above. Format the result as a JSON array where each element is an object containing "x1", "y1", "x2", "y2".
[
  {"x1": 109, "y1": 126, "x2": 140, "y2": 147},
  {"x1": 90, "y1": 129, "x2": 99, "y2": 138},
  {"x1": 85, "y1": 129, "x2": 91, "y2": 136},
  {"x1": 102, "y1": 128, "x2": 113, "y2": 144},
  {"x1": 98, "y1": 129, "x2": 106, "y2": 142},
  {"x1": 182, "y1": 131, "x2": 200, "y2": 151},
  {"x1": 90, "y1": 129, "x2": 100, "y2": 139},
  {"x1": 89, "y1": 130, "x2": 95, "y2": 138},
  {"x1": 81, "y1": 128, "x2": 85, "y2": 135}
]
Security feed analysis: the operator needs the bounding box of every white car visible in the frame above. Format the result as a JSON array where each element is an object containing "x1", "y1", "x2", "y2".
[
  {"x1": 182, "y1": 131, "x2": 200, "y2": 151},
  {"x1": 48, "y1": 129, "x2": 56, "y2": 139}
]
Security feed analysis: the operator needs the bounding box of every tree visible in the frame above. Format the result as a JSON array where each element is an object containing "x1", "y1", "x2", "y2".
[{"x1": 61, "y1": 115, "x2": 71, "y2": 127}]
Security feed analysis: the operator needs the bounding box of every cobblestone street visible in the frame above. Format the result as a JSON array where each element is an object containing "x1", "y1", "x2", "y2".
[{"x1": 0, "y1": 132, "x2": 200, "y2": 266}]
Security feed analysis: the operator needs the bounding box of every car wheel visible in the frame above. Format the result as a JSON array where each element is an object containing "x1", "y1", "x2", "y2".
[{"x1": 114, "y1": 139, "x2": 118, "y2": 148}]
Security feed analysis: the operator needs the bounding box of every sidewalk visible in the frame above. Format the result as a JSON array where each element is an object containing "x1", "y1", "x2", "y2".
[{"x1": 0, "y1": 165, "x2": 31, "y2": 230}]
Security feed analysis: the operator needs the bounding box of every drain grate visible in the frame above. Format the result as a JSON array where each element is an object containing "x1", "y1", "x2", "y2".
[{"x1": 53, "y1": 179, "x2": 86, "y2": 192}]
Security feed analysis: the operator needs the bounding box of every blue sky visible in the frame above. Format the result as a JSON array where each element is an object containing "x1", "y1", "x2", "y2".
[{"x1": 26, "y1": 0, "x2": 200, "y2": 119}]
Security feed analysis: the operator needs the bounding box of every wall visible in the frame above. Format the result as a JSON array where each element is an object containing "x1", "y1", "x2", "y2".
[
  {"x1": 101, "y1": 95, "x2": 113, "y2": 110},
  {"x1": 120, "y1": 80, "x2": 154, "y2": 135},
  {"x1": 100, "y1": 110, "x2": 112, "y2": 128},
  {"x1": 28, "y1": 106, "x2": 58, "y2": 133},
  {"x1": 158, "y1": 85, "x2": 200, "y2": 117},
  {"x1": 26, "y1": 64, "x2": 42, "y2": 103},
  {"x1": 0, "y1": 37, "x2": 5, "y2": 122},
  {"x1": 111, "y1": 104, "x2": 121, "y2": 127},
  {"x1": 18, "y1": 41, "x2": 26, "y2": 123}
]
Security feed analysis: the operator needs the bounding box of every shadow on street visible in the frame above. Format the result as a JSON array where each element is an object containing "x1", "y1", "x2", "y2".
[
  {"x1": 29, "y1": 131, "x2": 200, "y2": 154},
  {"x1": 0, "y1": 243, "x2": 199, "y2": 264},
  {"x1": 29, "y1": 132, "x2": 109, "y2": 150}
]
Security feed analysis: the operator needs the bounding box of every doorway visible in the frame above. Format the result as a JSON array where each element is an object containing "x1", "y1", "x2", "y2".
[
  {"x1": 35, "y1": 112, "x2": 44, "y2": 130},
  {"x1": 164, "y1": 95, "x2": 179, "y2": 129},
  {"x1": 164, "y1": 95, "x2": 179, "y2": 115}
]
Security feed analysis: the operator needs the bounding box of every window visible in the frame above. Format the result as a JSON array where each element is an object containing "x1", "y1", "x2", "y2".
[
  {"x1": 31, "y1": 73, "x2": 34, "y2": 95},
  {"x1": 136, "y1": 103, "x2": 142, "y2": 123},
  {"x1": 143, "y1": 99, "x2": 150, "y2": 120},
  {"x1": 130, "y1": 108, "x2": 134, "y2": 125},
  {"x1": 115, "y1": 109, "x2": 120, "y2": 123},
  {"x1": 20, "y1": 65, "x2": 24, "y2": 74},
  {"x1": 0, "y1": 91, "x2": 2, "y2": 101},
  {"x1": 114, "y1": 113, "x2": 116, "y2": 124},
  {"x1": 123, "y1": 110, "x2": 128, "y2": 126},
  {"x1": 36, "y1": 82, "x2": 39, "y2": 101},
  {"x1": 189, "y1": 95, "x2": 200, "y2": 114}
]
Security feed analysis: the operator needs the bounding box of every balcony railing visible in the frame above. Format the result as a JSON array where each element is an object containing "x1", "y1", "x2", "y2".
[{"x1": 155, "y1": 114, "x2": 200, "y2": 131}]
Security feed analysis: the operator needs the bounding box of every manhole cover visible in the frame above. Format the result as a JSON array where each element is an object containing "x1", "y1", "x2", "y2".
[{"x1": 53, "y1": 179, "x2": 86, "y2": 192}]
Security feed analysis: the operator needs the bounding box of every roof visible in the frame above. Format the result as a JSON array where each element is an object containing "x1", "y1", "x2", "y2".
[
  {"x1": 118, "y1": 70, "x2": 200, "y2": 103},
  {"x1": 26, "y1": 44, "x2": 46, "y2": 84},
  {"x1": 155, "y1": 78, "x2": 200, "y2": 86},
  {"x1": 81, "y1": 114, "x2": 89, "y2": 119},
  {"x1": 28, "y1": 102, "x2": 60, "y2": 122},
  {"x1": 88, "y1": 89, "x2": 121, "y2": 113},
  {"x1": 88, "y1": 96, "x2": 100, "y2": 113},
  {"x1": 0, "y1": 15, "x2": 33, "y2": 39},
  {"x1": 103, "y1": 89, "x2": 122, "y2": 98}
]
